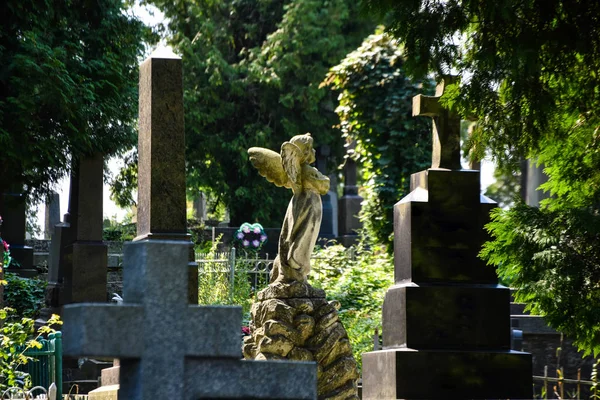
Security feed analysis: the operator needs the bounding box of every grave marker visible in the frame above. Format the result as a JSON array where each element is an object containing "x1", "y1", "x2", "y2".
[
  {"x1": 63, "y1": 238, "x2": 317, "y2": 399},
  {"x1": 63, "y1": 154, "x2": 108, "y2": 304},
  {"x1": 412, "y1": 76, "x2": 461, "y2": 170},
  {"x1": 135, "y1": 48, "x2": 197, "y2": 303},
  {"x1": 338, "y1": 142, "x2": 362, "y2": 247},
  {"x1": 44, "y1": 191, "x2": 60, "y2": 240},
  {"x1": 362, "y1": 76, "x2": 532, "y2": 399}
]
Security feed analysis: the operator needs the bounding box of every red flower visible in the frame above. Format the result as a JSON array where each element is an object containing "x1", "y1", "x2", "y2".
[
  {"x1": 2, "y1": 240, "x2": 8, "y2": 252},
  {"x1": 241, "y1": 326, "x2": 251, "y2": 335}
]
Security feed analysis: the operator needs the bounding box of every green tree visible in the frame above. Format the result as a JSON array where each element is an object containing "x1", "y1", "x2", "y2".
[
  {"x1": 0, "y1": 0, "x2": 148, "y2": 198},
  {"x1": 363, "y1": 0, "x2": 600, "y2": 355},
  {"x1": 138, "y1": 0, "x2": 374, "y2": 226},
  {"x1": 324, "y1": 30, "x2": 432, "y2": 250}
]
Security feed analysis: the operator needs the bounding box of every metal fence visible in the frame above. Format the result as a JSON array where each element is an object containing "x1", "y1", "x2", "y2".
[
  {"x1": 195, "y1": 248, "x2": 273, "y2": 300},
  {"x1": 533, "y1": 366, "x2": 597, "y2": 399},
  {"x1": 13, "y1": 332, "x2": 63, "y2": 400},
  {"x1": 195, "y1": 247, "x2": 358, "y2": 300}
]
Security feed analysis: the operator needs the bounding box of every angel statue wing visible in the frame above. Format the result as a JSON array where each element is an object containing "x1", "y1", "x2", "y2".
[
  {"x1": 248, "y1": 147, "x2": 292, "y2": 189},
  {"x1": 281, "y1": 141, "x2": 303, "y2": 194}
]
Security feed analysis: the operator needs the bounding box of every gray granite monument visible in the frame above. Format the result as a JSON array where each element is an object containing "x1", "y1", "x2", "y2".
[
  {"x1": 135, "y1": 47, "x2": 198, "y2": 303},
  {"x1": 338, "y1": 142, "x2": 362, "y2": 247},
  {"x1": 44, "y1": 191, "x2": 61, "y2": 240},
  {"x1": 361, "y1": 76, "x2": 533, "y2": 399}
]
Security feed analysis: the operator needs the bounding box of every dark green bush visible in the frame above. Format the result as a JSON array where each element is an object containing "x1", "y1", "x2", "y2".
[{"x1": 3, "y1": 273, "x2": 46, "y2": 321}]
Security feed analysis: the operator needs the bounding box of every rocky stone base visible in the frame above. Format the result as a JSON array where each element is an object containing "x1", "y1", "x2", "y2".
[{"x1": 243, "y1": 280, "x2": 359, "y2": 400}]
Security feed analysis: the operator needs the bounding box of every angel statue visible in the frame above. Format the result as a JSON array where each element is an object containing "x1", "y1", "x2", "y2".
[{"x1": 248, "y1": 133, "x2": 330, "y2": 283}]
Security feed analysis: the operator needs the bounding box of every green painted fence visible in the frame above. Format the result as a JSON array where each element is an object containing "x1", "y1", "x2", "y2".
[{"x1": 22, "y1": 332, "x2": 63, "y2": 399}]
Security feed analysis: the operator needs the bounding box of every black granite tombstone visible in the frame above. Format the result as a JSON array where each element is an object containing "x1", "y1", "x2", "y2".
[{"x1": 362, "y1": 76, "x2": 533, "y2": 400}]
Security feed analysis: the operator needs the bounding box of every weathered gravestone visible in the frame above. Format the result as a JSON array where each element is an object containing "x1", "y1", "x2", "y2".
[
  {"x1": 362, "y1": 76, "x2": 533, "y2": 399},
  {"x1": 62, "y1": 238, "x2": 317, "y2": 399},
  {"x1": 337, "y1": 142, "x2": 362, "y2": 247},
  {"x1": 44, "y1": 191, "x2": 61, "y2": 240},
  {"x1": 63, "y1": 154, "x2": 108, "y2": 304},
  {"x1": 39, "y1": 167, "x2": 78, "y2": 323},
  {"x1": 40, "y1": 155, "x2": 109, "y2": 326}
]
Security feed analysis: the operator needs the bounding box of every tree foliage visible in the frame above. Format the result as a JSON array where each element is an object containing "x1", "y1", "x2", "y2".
[
  {"x1": 482, "y1": 204, "x2": 600, "y2": 356},
  {"x1": 324, "y1": 31, "x2": 432, "y2": 250},
  {"x1": 0, "y1": 0, "x2": 148, "y2": 197},
  {"x1": 363, "y1": 0, "x2": 600, "y2": 354},
  {"x1": 363, "y1": 0, "x2": 600, "y2": 167},
  {"x1": 141, "y1": 0, "x2": 374, "y2": 226}
]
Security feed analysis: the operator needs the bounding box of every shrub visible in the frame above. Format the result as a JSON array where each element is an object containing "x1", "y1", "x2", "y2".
[
  {"x1": 0, "y1": 309, "x2": 61, "y2": 391},
  {"x1": 310, "y1": 238, "x2": 393, "y2": 370},
  {"x1": 3, "y1": 274, "x2": 46, "y2": 321}
]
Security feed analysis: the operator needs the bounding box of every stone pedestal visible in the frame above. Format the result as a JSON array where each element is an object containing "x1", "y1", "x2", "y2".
[
  {"x1": 362, "y1": 169, "x2": 532, "y2": 399},
  {"x1": 244, "y1": 281, "x2": 358, "y2": 399}
]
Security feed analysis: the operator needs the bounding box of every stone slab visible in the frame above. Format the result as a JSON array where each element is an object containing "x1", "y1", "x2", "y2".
[
  {"x1": 88, "y1": 384, "x2": 120, "y2": 400},
  {"x1": 512, "y1": 315, "x2": 558, "y2": 335},
  {"x1": 74, "y1": 154, "x2": 104, "y2": 242},
  {"x1": 362, "y1": 348, "x2": 532, "y2": 400},
  {"x1": 183, "y1": 359, "x2": 317, "y2": 400},
  {"x1": 382, "y1": 283, "x2": 511, "y2": 350},
  {"x1": 100, "y1": 366, "x2": 120, "y2": 386},
  {"x1": 67, "y1": 242, "x2": 108, "y2": 303},
  {"x1": 62, "y1": 304, "x2": 143, "y2": 358},
  {"x1": 62, "y1": 303, "x2": 243, "y2": 359},
  {"x1": 338, "y1": 194, "x2": 362, "y2": 236}
]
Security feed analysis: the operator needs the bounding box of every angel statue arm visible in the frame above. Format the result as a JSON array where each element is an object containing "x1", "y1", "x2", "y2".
[{"x1": 248, "y1": 133, "x2": 329, "y2": 283}]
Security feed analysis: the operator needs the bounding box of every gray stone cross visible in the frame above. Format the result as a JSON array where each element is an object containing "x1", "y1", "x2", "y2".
[
  {"x1": 412, "y1": 75, "x2": 462, "y2": 170},
  {"x1": 63, "y1": 239, "x2": 316, "y2": 399}
]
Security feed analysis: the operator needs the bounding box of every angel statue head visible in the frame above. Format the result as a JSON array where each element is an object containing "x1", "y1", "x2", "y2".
[
  {"x1": 248, "y1": 133, "x2": 329, "y2": 283},
  {"x1": 289, "y1": 133, "x2": 316, "y2": 165}
]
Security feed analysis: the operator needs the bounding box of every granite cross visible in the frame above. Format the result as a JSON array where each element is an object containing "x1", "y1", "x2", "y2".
[
  {"x1": 62, "y1": 239, "x2": 317, "y2": 399},
  {"x1": 412, "y1": 75, "x2": 462, "y2": 170}
]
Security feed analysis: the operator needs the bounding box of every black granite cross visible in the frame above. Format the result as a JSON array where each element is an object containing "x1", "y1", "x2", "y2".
[{"x1": 412, "y1": 76, "x2": 462, "y2": 170}]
